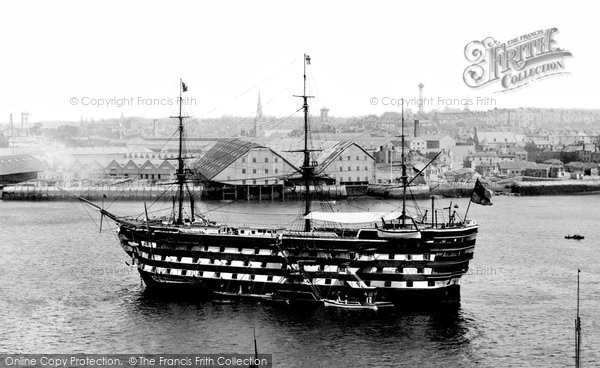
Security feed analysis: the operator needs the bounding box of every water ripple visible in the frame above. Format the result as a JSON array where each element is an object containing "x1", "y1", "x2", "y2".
[{"x1": 0, "y1": 197, "x2": 598, "y2": 366}]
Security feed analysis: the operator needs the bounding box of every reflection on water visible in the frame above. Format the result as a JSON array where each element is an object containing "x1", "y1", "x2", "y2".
[
  {"x1": 123, "y1": 289, "x2": 477, "y2": 368},
  {"x1": 0, "y1": 196, "x2": 599, "y2": 366}
]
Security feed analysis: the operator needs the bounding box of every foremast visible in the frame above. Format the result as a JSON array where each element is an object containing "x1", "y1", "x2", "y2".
[{"x1": 170, "y1": 79, "x2": 190, "y2": 225}]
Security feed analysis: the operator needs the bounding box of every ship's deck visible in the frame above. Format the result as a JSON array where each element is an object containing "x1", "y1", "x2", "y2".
[{"x1": 117, "y1": 216, "x2": 478, "y2": 241}]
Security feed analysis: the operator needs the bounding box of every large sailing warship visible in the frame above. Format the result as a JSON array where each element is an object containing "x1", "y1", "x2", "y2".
[{"x1": 81, "y1": 55, "x2": 491, "y2": 305}]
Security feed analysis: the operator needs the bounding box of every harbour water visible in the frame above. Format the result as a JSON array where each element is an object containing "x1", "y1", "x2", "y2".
[{"x1": 0, "y1": 196, "x2": 599, "y2": 367}]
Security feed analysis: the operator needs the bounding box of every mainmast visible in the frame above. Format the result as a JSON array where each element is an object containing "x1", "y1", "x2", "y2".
[
  {"x1": 295, "y1": 54, "x2": 315, "y2": 232},
  {"x1": 170, "y1": 79, "x2": 189, "y2": 224},
  {"x1": 401, "y1": 99, "x2": 407, "y2": 226}
]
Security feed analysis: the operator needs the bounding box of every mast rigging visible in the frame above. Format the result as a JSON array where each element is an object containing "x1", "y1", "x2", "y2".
[
  {"x1": 294, "y1": 54, "x2": 315, "y2": 232},
  {"x1": 401, "y1": 99, "x2": 407, "y2": 226}
]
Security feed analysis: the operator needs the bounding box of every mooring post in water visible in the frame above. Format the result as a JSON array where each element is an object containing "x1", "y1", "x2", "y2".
[{"x1": 575, "y1": 269, "x2": 581, "y2": 368}]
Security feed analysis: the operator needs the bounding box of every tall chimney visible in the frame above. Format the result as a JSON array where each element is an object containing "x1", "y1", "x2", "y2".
[
  {"x1": 320, "y1": 107, "x2": 330, "y2": 123},
  {"x1": 418, "y1": 83, "x2": 424, "y2": 115},
  {"x1": 414, "y1": 119, "x2": 419, "y2": 138}
]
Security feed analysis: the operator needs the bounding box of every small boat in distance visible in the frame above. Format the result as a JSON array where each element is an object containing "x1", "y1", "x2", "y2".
[{"x1": 565, "y1": 234, "x2": 584, "y2": 240}]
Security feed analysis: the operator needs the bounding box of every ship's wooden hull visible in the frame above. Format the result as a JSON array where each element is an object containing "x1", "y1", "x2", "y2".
[
  {"x1": 137, "y1": 268, "x2": 462, "y2": 304},
  {"x1": 119, "y1": 223, "x2": 477, "y2": 306}
]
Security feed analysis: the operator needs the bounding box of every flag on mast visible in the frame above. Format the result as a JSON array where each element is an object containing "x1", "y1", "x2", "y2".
[
  {"x1": 304, "y1": 54, "x2": 311, "y2": 65},
  {"x1": 470, "y1": 179, "x2": 493, "y2": 206},
  {"x1": 181, "y1": 81, "x2": 188, "y2": 92}
]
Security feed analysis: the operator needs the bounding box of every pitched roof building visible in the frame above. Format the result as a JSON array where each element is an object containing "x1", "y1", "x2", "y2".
[
  {"x1": 497, "y1": 161, "x2": 537, "y2": 176},
  {"x1": 104, "y1": 158, "x2": 176, "y2": 180},
  {"x1": 193, "y1": 138, "x2": 298, "y2": 185},
  {"x1": 315, "y1": 141, "x2": 375, "y2": 185},
  {"x1": 0, "y1": 154, "x2": 44, "y2": 184},
  {"x1": 474, "y1": 129, "x2": 518, "y2": 152}
]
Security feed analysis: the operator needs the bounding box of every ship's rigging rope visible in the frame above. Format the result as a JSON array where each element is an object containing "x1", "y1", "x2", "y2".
[
  {"x1": 179, "y1": 56, "x2": 324, "y2": 181},
  {"x1": 100, "y1": 106, "x2": 306, "y2": 221},
  {"x1": 153, "y1": 105, "x2": 305, "y2": 220},
  {"x1": 83, "y1": 57, "x2": 438, "y2": 226},
  {"x1": 181, "y1": 56, "x2": 304, "y2": 155},
  {"x1": 103, "y1": 128, "x2": 180, "y2": 209},
  {"x1": 80, "y1": 201, "x2": 98, "y2": 228},
  {"x1": 95, "y1": 57, "x2": 305, "y2": 215},
  {"x1": 184, "y1": 85, "x2": 296, "y2": 148},
  {"x1": 183, "y1": 56, "x2": 300, "y2": 124}
]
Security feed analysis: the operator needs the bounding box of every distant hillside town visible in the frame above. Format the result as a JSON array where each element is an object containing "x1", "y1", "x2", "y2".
[{"x1": 2, "y1": 99, "x2": 600, "y2": 193}]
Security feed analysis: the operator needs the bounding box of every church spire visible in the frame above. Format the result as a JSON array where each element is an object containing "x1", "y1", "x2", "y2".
[
  {"x1": 253, "y1": 92, "x2": 264, "y2": 137},
  {"x1": 256, "y1": 92, "x2": 264, "y2": 121}
]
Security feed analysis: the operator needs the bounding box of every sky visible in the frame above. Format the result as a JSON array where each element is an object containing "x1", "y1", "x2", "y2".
[{"x1": 0, "y1": 0, "x2": 597, "y2": 123}]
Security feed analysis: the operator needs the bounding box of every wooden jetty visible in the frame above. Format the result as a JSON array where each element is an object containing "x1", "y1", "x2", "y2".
[{"x1": 1, "y1": 183, "x2": 348, "y2": 201}]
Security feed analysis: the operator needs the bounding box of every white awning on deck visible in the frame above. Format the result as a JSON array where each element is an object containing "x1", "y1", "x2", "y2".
[{"x1": 304, "y1": 211, "x2": 402, "y2": 224}]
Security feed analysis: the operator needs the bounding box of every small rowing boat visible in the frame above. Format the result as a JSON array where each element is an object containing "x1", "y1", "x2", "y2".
[
  {"x1": 565, "y1": 234, "x2": 584, "y2": 240},
  {"x1": 322, "y1": 298, "x2": 394, "y2": 311}
]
